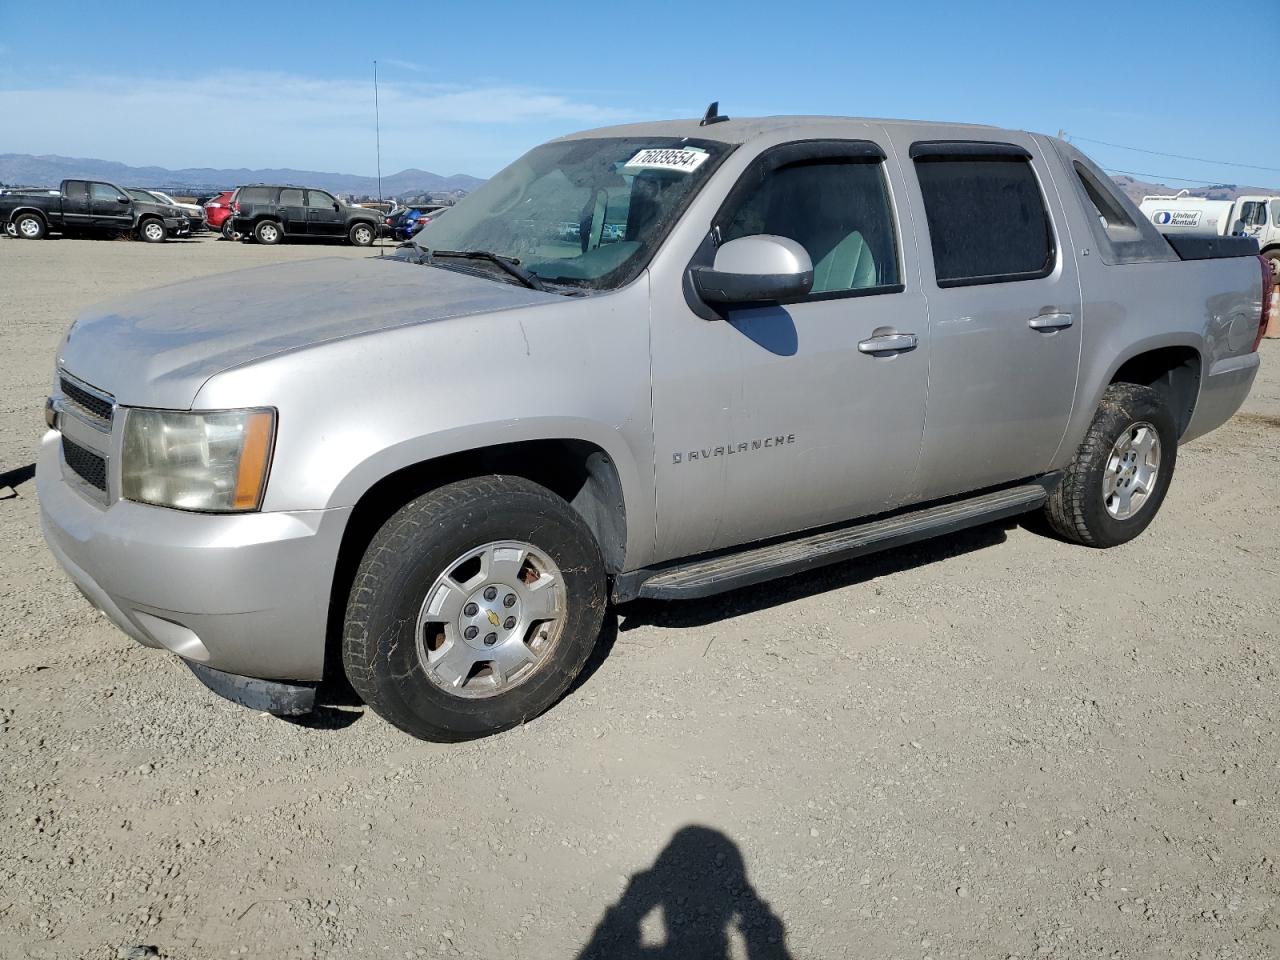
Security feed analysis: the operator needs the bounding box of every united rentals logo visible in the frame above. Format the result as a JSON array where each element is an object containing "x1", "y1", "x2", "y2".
[{"x1": 672, "y1": 434, "x2": 796, "y2": 464}]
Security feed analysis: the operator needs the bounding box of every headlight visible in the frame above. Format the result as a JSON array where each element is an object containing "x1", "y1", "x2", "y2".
[{"x1": 121, "y1": 408, "x2": 275, "y2": 512}]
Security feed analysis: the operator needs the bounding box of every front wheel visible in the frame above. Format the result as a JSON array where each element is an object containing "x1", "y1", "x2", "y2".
[
  {"x1": 342, "y1": 476, "x2": 606, "y2": 741},
  {"x1": 1043, "y1": 382, "x2": 1177, "y2": 547},
  {"x1": 348, "y1": 221, "x2": 375, "y2": 247},
  {"x1": 254, "y1": 219, "x2": 282, "y2": 245},
  {"x1": 139, "y1": 218, "x2": 166, "y2": 243}
]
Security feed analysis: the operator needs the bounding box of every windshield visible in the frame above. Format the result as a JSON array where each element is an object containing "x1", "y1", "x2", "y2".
[
  {"x1": 153, "y1": 192, "x2": 176, "y2": 205},
  {"x1": 127, "y1": 189, "x2": 158, "y2": 203},
  {"x1": 413, "y1": 136, "x2": 731, "y2": 290}
]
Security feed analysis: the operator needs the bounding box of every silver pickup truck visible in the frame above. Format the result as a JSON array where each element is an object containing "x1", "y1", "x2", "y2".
[{"x1": 37, "y1": 113, "x2": 1269, "y2": 741}]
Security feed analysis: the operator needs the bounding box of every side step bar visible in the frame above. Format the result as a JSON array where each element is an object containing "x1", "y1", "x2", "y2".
[{"x1": 613, "y1": 480, "x2": 1053, "y2": 603}]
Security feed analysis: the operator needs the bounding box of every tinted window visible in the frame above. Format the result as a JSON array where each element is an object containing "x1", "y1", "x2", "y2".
[
  {"x1": 721, "y1": 158, "x2": 900, "y2": 294},
  {"x1": 91, "y1": 182, "x2": 127, "y2": 201},
  {"x1": 306, "y1": 190, "x2": 335, "y2": 209},
  {"x1": 279, "y1": 188, "x2": 305, "y2": 206},
  {"x1": 63, "y1": 180, "x2": 87, "y2": 199},
  {"x1": 238, "y1": 187, "x2": 274, "y2": 205},
  {"x1": 915, "y1": 157, "x2": 1054, "y2": 286}
]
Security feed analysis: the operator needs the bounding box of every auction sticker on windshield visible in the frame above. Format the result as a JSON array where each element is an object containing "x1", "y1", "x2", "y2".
[{"x1": 623, "y1": 148, "x2": 710, "y2": 173}]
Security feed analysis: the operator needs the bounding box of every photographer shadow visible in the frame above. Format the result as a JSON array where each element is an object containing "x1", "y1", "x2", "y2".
[{"x1": 576, "y1": 825, "x2": 792, "y2": 960}]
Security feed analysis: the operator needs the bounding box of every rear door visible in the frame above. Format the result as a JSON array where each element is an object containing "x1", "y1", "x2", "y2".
[
  {"x1": 891, "y1": 136, "x2": 1081, "y2": 501},
  {"x1": 88, "y1": 182, "x2": 133, "y2": 230},
  {"x1": 61, "y1": 180, "x2": 90, "y2": 227},
  {"x1": 305, "y1": 189, "x2": 345, "y2": 237},
  {"x1": 277, "y1": 188, "x2": 307, "y2": 235}
]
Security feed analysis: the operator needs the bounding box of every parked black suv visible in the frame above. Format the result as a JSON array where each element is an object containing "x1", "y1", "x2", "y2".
[{"x1": 228, "y1": 185, "x2": 380, "y2": 246}]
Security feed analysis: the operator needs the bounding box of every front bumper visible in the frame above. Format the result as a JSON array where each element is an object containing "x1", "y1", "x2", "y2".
[{"x1": 36, "y1": 430, "x2": 351, "y2": 682}]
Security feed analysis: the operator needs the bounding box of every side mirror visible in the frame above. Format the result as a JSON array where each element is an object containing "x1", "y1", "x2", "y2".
[
  {"x1": 117, "y1": 195, "x2": 130, "y2": 204},
  {"x1": 690, "y1": 235, "x2": 814, "y2": 305},
  {"x1": 333, "y1": 202, "x2": 341, "y2": 212}
]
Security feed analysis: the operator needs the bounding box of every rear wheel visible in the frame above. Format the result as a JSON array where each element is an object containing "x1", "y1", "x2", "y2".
[
  {"x1": 348, "y1": 221, "x2": 375, "y2": 247},
  {"x1": 342, "y1": 476, "x2": 606, "y2": 741},
  {"x1": 254, "y1": 219, "x2": 282, "y2": 245},
  {"x1": 1263, "y1": 248, "x2": 1280, "y2": 283},
  {"x1": 1043, "y1": 382, "x2": 1177, "y2": 547},
  {"x1": 139, "y1": 218, "x2": 166, "y2": 243},
  {"x1": 14, "y1": 213, "x2": 46, "y2": 240},
  {"x1": 221, "y1": 219, "x2": 237, "y2": 241}
]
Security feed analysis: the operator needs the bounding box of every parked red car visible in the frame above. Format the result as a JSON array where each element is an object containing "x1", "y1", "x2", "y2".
[{"x1": 202, "y1": 191, "x2": 236, "y2": 238}]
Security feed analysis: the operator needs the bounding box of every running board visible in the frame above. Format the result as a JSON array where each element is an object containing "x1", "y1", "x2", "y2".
[{"x1": 614, "y1": 482, "x2": 1051, "y2": 603}]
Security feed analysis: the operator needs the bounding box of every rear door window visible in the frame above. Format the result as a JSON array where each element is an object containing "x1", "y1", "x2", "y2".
[
  {"x1": 279, "y1": 188, "x2": 305, "y2": 207},
  {"x1": 913, "y1": 153, "x2": 1054, "y2": 286},
  {"x1": 238, "y1": 187, "x2": 273, "y2": 205}
]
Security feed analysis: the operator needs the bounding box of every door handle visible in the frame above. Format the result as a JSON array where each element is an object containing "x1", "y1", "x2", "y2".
[
  {"x1": 1028, "y1": 312, "x2": 1073, "y2": 330},
  {"x1": 858, "y1": 332, "x2": 918, "y2": 354}
]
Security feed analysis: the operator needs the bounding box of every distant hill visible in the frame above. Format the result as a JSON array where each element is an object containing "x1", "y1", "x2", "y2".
[
  {"x1": 1110, "y1": 175, "x2": 1279, "y2": 205},
  {"x1": 0, "y1": 153, "x2": 484, "y2": 198}
]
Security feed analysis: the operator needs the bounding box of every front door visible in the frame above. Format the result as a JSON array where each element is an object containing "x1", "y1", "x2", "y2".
[
  {"x1": 277, "y1": 188, "x2": 307, "y2": 236},
  {"x1": 649, "y1": 138, "x2": 931, "y2": 561},
  {"x1": 890, "y1": 134, "x2": 1082, "y2": 501},
  {"x1": 305, "y1": 189, "x2": 345, "y2": 237},
  {"x1": 88, "y1": 182, "x2": 133, "y2": 231}
]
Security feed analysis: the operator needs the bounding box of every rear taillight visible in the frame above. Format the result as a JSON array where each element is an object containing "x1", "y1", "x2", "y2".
[
  {"x1": 1256, "y1": 255, "x2": 1275, "y2": 352},
  {"x1": 232, "y1": 200, "x2": 240, "y2": 214}
]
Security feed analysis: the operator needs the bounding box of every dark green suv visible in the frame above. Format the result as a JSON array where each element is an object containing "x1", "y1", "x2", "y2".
[{"x1": 228, "y1": 184, "x2": 379, "y2": 246}]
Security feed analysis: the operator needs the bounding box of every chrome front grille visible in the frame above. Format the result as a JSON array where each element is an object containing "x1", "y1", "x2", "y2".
[
  {"x1": 62, "y1": 436, "x2": 107, "y2": 491},
  {"x1": 58, "y1": 373, "x2": 115, "y2": 428}
]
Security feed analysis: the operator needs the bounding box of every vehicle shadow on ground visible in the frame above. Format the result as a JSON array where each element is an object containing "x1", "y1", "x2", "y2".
[
  {"x1": 616, "y1": 520, "x2": 1013, "y2": 632},
  {"x1": 0, "y1": 463, "x2": 36, "y2": 488},
  {"x1": 576, "y1": 825, "x2": 792, "y2": 960}
]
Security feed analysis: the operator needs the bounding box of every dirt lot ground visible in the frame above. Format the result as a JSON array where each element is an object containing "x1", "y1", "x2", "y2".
[{"x1": 1, "y1": 232, "x2": 1277, "y2": 960}]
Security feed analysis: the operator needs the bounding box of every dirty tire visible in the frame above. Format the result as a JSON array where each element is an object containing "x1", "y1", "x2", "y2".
[
  {"x1": 254, "y1": 219, "x2": 281, "y2": 245},
  {"x1": 342, "y1": 475, "x2": 606, "y2": 741},
  {"x1": 14, "y1": 213, "x2": 47, "y2": 240},
  {"x1": 348, "y1": 221, "x2": 375, "y2": 246},
  {"x1": 1044, "y1": 382, "x2": 1177, "y2": 548},
  {"x1": 221, "y1": 219, "x2": 237, "y2": 241}
]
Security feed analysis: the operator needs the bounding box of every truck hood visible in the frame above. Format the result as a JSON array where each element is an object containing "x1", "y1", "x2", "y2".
[{"x1": 57, "y1": 255, "x2": 561, "y2": 408}]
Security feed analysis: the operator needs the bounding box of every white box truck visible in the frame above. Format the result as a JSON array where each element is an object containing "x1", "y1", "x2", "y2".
[{"x1": 1139, "y1": 191, "x2": 1280, "y2": 278}]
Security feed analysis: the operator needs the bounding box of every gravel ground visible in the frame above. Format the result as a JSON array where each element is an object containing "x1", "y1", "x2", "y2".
[{"x1": 1, "y1": 232, "x2": 1277, "y2": 960}]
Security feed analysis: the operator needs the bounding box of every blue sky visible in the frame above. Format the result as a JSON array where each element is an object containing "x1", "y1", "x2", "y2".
[{"x1": 1, "y1": 0, "x2": 1276, "y2": 186}]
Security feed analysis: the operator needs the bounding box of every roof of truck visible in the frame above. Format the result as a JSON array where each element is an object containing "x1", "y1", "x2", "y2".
[{"x1": 557, "y1": 115, "x2": 1011, "y2": 145}]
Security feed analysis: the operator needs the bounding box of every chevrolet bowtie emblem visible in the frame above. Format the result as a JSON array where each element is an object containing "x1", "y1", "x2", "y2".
[{"x1": 486, "y1": 610, "x2": 501, "y2": 627}]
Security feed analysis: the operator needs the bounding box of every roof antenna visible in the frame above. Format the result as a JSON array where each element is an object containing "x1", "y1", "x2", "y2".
[{"x1": 700, "y1": 101, "x2": 729, "y2": 126}]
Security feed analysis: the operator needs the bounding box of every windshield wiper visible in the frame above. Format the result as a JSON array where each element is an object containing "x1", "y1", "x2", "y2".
[{"x1": 420, "y1": 248, "x2": 545, "y2": 291}]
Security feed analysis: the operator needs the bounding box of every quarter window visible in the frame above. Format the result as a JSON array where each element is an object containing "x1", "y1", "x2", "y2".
[
  {"x1": 720, "y1": 158, "x2": 900, "y2": 295},
  {"x1": 914, "y1": 156, "x2": 1054, "y2": 286}
]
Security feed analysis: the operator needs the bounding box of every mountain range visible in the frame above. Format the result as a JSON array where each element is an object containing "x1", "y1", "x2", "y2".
[
  {"x1": 1107, "y1": 176, "x2": 1277, "y2": 205},
  {"x1": 3, "y1": 152, "x2": 1276, "y2": 206},
  {"x1": 0, "y1": 153, "x2": 484, "y2": 198}
]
